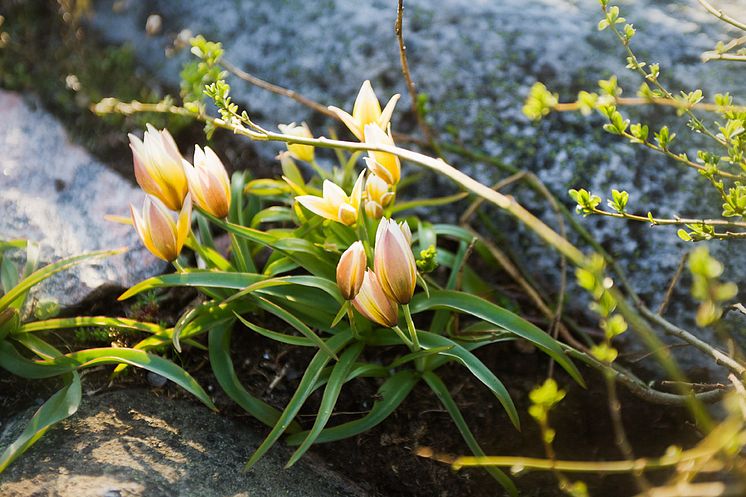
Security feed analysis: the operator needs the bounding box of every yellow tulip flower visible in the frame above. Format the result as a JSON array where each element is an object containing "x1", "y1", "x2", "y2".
[
  {"x1": 363, "y1": 124, "x2": 401, "y2": 186},
  {"x1": 295, "y1": 174, "x2": 364, "y2": 226},
  {"x1": 352, "y1": 269, "x2": 399, "y2": 328},
  {"x1": 364, "y1": 174, "x2": 394, "y2": 219},
  {"x1": 130, "y1": 194, "x2": 192, "y2": 262},
  {"x1": 129, "y1": 124, "x2": 189, "y2": 211},
  {"x1": 328, "y1": 80, "x2": 400, "y2": 141},
  {"x1": 278, "y1": 122, "x2": 315, "y2": 163},
  {"x1": 184, "y1": 145, "x2": 232, "y2": 218},
  {"x1": 336, "y1": 241, "x2": 367, "y2": 300},
  {"x1": 374, "y1": 218, "x2": 417, "y2": 304}
]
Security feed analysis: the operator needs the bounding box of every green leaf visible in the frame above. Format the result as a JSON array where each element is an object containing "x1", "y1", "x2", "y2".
[
  {"x1": 410, "y1": 290, "x2": 584, "y2": 386},
  {"x1": 226, "y1": 275, "x2": 344, "y2": 306},
  {"x1": 17, "y1": 316, "x2": 167, "y2": 335},
  {"x1": 252, "y1": 297, "x2": 337, "y2": 358},
  {"x1": 0, "y1": 341, "x2": 74, "y2": 378},
  {"x1": 423, "y1": 372, "x2": 517, "y2": 497},
  {"x1": 234, "y1": 312, "x2": 315, "y2": 347},
  {"x1": 208, "y1": 324, "x2": 295, "y2": 430},
  {"x1": 119, "y1": 271, "x2": 265, "y2": 300},
  {"x1": 285, "y1": 342, "x2": 364, "y2": 467},
  {"x1": 44, "y1": 348, "x2": 216, "y2": 411},
  {"x1": 417, "y1": 331, "x2": 519, "y2": 428},
  {"x1": 285, "y1": 370, "x2": 419, "y2": 446},
  {"x1": 0, "y1": 248, "x2": 125, "y2": 312},
  {"x1": 0, "y1": 372, "x2": 81, "y2": 473},
  {"x1": 245, "y1": 331, "x2": 352, "y2": 469}
]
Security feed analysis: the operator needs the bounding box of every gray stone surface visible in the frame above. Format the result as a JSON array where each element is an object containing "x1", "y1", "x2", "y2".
[
  {"x1": 0, "y1": 90, "x2": 165, "y2": 307},
  {"x1": 88, "y1": 0, "x2": 746, "y2": 371},
  {"x1": 0, "y1": 389, "x2": 370, "y2": 497}
]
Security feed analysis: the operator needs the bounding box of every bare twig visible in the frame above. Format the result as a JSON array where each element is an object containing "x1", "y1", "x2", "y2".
[
  {"x1": 395, "y1": 0, "x2": 438, "y2": 150},
  {"x1": 657, "y1": 252, "x2": 690, "y2": 316},
  {"x1": 697, "y1": 0, "x2": 746, "y2": 32}
]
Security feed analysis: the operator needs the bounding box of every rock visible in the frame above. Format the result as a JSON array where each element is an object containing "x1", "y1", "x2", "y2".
[
  {"x1": 0, "y1": 389, "x2": 370, "y2": 497},
  {"x1": 87, "y1": 0, "x2": 746, "y2": 372},
  {"x1": 0, "y1": 91, "x2": 165, "y2": 307}
]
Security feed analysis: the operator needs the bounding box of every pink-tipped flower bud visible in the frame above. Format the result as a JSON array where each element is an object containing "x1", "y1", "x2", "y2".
[
  {"x1": 184, "y1": 145, "x2": 232, "y2": 218},
  {"x1": 352, "y1": 269, "x2": 399, "y2": 328},
  {"x1": 374, "y1": 217, "x2": 417, "y2": 304},
  {"x1": 363, "y1": 124, "x2": 400, "y2": 185},
  {"x1": 336, "y1": 241, "x2": 367, "y2": 300},
  {"x1": 129, "y1": 124, "x2": 189, "y2": 211},
  {"x1": 130, "y1": 194, "x2": 192, "y2": 262}
]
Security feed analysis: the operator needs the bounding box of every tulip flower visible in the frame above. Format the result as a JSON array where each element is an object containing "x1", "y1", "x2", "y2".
[
  {"x1": 352, "y1": 269, "x2": 399, "y2": 328},
  {"x1": 130, "y1": 194, "x2": 192, "y2": 262},
  {"x1": 336, "y1": 241, "x2": 367, "y2": 300},
  {"x1": 183, "y1": 145, "x2": 232, "y2": 218},
  {"x1": 363, "y1": 124, "x2": 401, "y2": 186},
  {"x1": 129, "y1": 124, "x2": 189, "y2": 211},
  {"x1": 364, "y1": 174, "x2": 394, "y2": 219},
  {"x1": 278, "y1": 122, "x2": 315, "y2": 162},
  {"x1": 328, "y1": 80, "x2": 400, "y2": 141},
  {"x1": 295, "y1": 174, "x2": 364, "y2": 226},
  {"x1": 374, "y1": 218, "x2": 417, "y2": 304}
]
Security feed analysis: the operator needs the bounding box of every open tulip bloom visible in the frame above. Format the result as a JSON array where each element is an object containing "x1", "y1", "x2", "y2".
[
  {"x1": 295, "y1": 174, "x2": 364, "y2": 226},
  {"x1": 363, "y1": 123, "x2": 401, "y2": 185},
  {"x1": 328, "y1": 80, "x2": 400, "y2": 141}
]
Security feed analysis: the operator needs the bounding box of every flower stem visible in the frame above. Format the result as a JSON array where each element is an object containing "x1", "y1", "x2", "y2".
[
  {"x1": 392, "y1": 325, "x2": 413, "y2": 349},
  {"x1": 403, "y1": 304, "x2": 424, "y2": 371},
  {"x1": 172, "y1": 259, "x2": 185, "y2": 272}
]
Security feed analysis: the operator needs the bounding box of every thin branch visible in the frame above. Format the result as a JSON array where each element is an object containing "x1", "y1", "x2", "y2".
[
  {"x1": 588, "y1": 206, "x2": 746, "y2": 229},
  {"x1": 395, "y1": 0, "x2": 439, "y2": 151},
  {"x1": 657, "y1": 252, "x2": 689, "y2": 315},
  {"x1": 219, "y1": 58, "x2": 426, "y2": 146},
  {"x1": 697, "y1": 0, "x2": 746, "y2": 32},
  {"x1": 554, "y1": 96, "x2": 746, "y2": 114}
]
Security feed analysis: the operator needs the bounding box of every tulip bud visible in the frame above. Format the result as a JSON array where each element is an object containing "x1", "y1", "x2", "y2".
[
  {"x1": 364, "y1": 174, "x2": 393, "y2": 220},
  {"x1": 352, "y1": 269, "x2": 399, "y2": 328},
  {"x1": 328, "y1": 80, "x2": 400, "y2": 141},
  {"x1": 374, "y1": 218, "x2": 417, "y2": 304},
  {"x1": 129, "y1": 124, "x2": 189, "y2": 211},
  {"x1": 184, "y1": 145, "x2": 232, "y2": 218},
  {"x1": 363, "y1": 124, "x2": 401, "y2": 185},
  {"x1": 336, "y1": 241, "x2": 367, "y2": 300},
  {"x1": 278, "y1": 122, "x2": 315, "y2": 162},
  {"x1": 131, "y1": 194, "x2": 192, "y2": 262}
]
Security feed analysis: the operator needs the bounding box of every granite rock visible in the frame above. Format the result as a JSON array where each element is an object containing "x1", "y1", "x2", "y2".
[
  {"x1": 0, "y1": 389, "x2": 370, "y2": 497},
  {"x1": 0, "y1": 90, "x2": 165, "y2": 307}
]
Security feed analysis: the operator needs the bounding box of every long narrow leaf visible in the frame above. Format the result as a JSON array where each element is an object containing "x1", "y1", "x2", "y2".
[
  {"x1": 17, "y1": 316, "x2": 166, "y2": 335},
  {"x1": 411, "y1": 290, "x2": 584, "y2": 386},
  {"x1": 245, "y1": 331, "x2": 352, "y2": 469},
  {"x1": 423, "y1": 372, "x2": 518, "y2": 497},
  {"x1": 418, "y1": 331, "x2": 520, "y2": 429},
  {"x1": 0, "y1": 248, "x2": 125, "y2": 312},
  {"x1": 0, "y1": 341, "x2": 74, "y2": 378},
  {"x1": 286, "y1": 342, "x2": 364, "y2": 467},
  {"x1": 252, "y1": 297, "x2": 337, "y2": 358},
  {"x1": 0, "y1": 372, "x2": 81, "y2": 473},
  {"x1": 234, "y1": 312, "x2": 315, "y2": 347},
  {"x1": 42, "y1": 348, "x2": 216, "y2": 411},
  {"x1": 285, "y1": 370, "x2": 419, "y2": 446},
  {"x1": 119, "y1": 271, "x2": 265, "y2": 300},
  {"x1": 208, "y1": 324, "x2": 296, "y2": 430}
]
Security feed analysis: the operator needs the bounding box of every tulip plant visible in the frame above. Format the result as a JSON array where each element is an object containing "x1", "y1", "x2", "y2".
[
  {"x1": 0, "y1": 240, "x2": 215, "y2": 473},
  {"x1": 108, "y1": 79, "x2": 583, "y2": 495}
]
